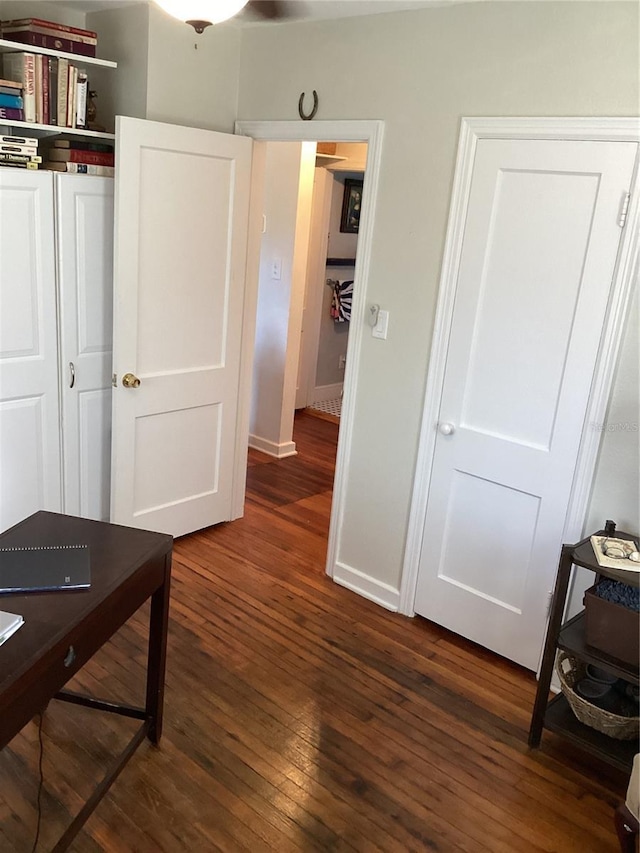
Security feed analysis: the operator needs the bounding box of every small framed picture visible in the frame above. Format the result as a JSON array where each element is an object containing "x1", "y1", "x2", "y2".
[{"x1": 340, "y1": 178, "x2": 363, "y2": 234}]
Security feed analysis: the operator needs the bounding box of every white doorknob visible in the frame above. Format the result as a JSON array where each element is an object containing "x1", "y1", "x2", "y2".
[{"x1": 439, "y1": 422, "x2": 455, "y2": 435}]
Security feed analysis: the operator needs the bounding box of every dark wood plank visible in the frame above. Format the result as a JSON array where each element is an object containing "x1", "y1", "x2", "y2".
[{"x1": 0, "y1": 412, "x2": 627, "y2": 851}]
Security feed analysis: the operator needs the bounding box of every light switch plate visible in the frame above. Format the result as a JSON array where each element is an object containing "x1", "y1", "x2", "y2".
[{"x1": 372, "y1": 309, "x2": 389, "y2": 339}]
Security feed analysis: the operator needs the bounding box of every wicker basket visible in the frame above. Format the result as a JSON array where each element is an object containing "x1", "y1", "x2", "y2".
[{"x1": 556, "y1": 651, "x2": 640, "y2": 740}]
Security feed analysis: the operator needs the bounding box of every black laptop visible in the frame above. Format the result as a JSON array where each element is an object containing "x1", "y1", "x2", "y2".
[{"x1": 0, "y1": 545, "x2": 91, "y2": 593}]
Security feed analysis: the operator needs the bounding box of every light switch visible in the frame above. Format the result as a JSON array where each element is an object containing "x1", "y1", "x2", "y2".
[
  {"x1": 271, "y1": 258, "x2": 282, "y2": 280},
  {"x1": 372, "y1": 309, "x2": 389, "y2": 340}
]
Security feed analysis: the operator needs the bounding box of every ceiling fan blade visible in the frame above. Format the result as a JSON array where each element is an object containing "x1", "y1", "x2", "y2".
[{"x1": 246, "y1": 0, "x2": 289, "y2": 20}]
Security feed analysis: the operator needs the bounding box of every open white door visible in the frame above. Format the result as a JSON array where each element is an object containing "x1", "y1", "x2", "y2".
[
  {"x1": 413, "y1": 136, "x2": 637, "y2": 671},
  {"x1": 111, "y1": 117, "x2": 252, "y2": 537}
]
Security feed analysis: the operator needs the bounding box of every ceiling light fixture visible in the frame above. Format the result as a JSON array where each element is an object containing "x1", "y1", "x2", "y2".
[{"x1": 153, "y1": 0, "x2": 250, "y2": 33}]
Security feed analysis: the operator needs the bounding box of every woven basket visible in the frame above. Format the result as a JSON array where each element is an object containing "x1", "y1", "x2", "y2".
[{"x1": 556, "y1": 651, "x2": 640, "y2": 740}]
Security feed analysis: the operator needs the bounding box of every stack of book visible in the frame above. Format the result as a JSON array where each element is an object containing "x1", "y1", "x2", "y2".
[
  {"x1": 43, "y1": 139, "x2": 114, "y2": 177},
  {"x1": 0, "y1": 76, "x2": 24, "y2": 121},
  {"x1": 0, "y1": 17, "x2": 97, "y2": 58},
  {"x1": 0, "y1": 132, "x2": 40, "y2": 170},
  {"x1": 1, "y1": 52, "x2": 89, "y2": 128}
]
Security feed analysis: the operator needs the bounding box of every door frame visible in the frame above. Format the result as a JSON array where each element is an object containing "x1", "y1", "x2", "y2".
[
  {"x1": 400, "y1": 116, "x2": 640, "y2": 617},
  {"x1": 234, "y1": 120, "x2": 384, "y2": 578}
]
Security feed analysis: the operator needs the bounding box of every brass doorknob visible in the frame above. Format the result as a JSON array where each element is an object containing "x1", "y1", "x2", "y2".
[{"x1": 122, "y1": 373, "x2": 141, "y2": 388}]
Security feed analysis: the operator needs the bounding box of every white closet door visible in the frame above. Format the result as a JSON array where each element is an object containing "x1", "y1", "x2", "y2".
[
  {"x1": 413, "y1": 138, "x2": 637, "y2": 670},
  {"x1": 0, "y1": 169, "x2": 60, "y2": 532},
  {"x1": 56, "y1": 174, "x2": 114, "y2": 521}
]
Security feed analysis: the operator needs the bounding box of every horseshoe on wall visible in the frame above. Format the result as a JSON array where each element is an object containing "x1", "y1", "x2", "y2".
[{"x1": 298, "y1": 90, "x2": 319, "y2": 121}]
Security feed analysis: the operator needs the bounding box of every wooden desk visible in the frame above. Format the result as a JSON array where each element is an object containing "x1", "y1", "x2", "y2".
[{"x1": 0, "y1": 511, "x2": 172, "y2": 851}]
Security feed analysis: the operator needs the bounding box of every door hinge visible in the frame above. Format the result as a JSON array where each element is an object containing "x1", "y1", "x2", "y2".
[
  {"x1": 618, "y1": 192, "x2": 630, "y2": 228},
  {"x1": 112, "y1": 373, "x2": 117, "y2": 388}
]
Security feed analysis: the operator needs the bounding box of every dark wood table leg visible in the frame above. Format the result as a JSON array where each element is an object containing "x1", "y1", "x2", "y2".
[
  {"x1": 146, "y1": 553, "x2": 171, "y2": 744},
  {"x1": 528, "y1": 544, "x2": 574, "y2": 748}
]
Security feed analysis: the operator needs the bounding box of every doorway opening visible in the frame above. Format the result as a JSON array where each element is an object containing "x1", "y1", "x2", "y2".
[{"x1": 245, "y1": 139, "x2": 367, "y2": 568}]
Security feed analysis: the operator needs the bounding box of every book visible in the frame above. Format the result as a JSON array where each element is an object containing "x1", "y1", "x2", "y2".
[
  {"x1": 590, "y1": 535, "x2": 640, "y2": 572},
  {"x1": 0, "y1": 79, "x2": 22, "y2": 90},
  {"x1": 0, "y1": 134, "x2": 37, "y2": 146},
  {"x1": 0, "y1": 107, "x2": 24, "y2": 121},
  {"x1": 0, "y1": 93, "x2": 23, "y2": 108},
  {"x1": 41, "y1": 55, "x2": 49, "y2": 125},
  {"x1": 0, "y1": 160, "x2": 38, "y2": 169},
  {"x1": 66, "y1": 64, "x2": 76, "y2": 128},
  {"x1": 1, "y1": 53, "x2": 35, "y2": 122},
  {"x1": 0, "y1": 610, "x2": 24, "y2": 646},
  {"x1": 75, "y1": 69, "x2": 87, "y2": 128},
  {"x1": 0, "y1": 85, "x2": 21, "y2": 96},
  {"x1": 0, "y1": 544, "x2": 90, "y2": 592},
  {"x1": 1, "y1": 29, "x2": 97, "y2": 56},
  {"x1": 0, "y1": 143, "x2": 38, "y2": 155},
  {"x1": 1, "y1": 18, "x2": 98, "y2": 41},
  {"x1": 49, "y1": 58, "x2": 57, "y2": 126},
  {"x1": 47, "y1": 148, "x2": 114, "y2": 166},
  {"x1": 44, "y1": 161, "x2": 114, "y2": 177},
  {"x1": 52, "y1": 139, "x2": 114, "y2": 153},
  {"x1": 0, "y1": 152, "x2": 41, "y2": 164},
  {"x1": 34, "y1": 53, "x2": 43, "y2": 124},
  {"x1": 57, "y1": 57, "x2": 69, "y2": 128}
]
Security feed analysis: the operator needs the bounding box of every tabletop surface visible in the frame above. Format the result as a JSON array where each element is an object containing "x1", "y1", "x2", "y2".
[{"x1": 0, "y1": 511, "x2": 172, "y2": 697}]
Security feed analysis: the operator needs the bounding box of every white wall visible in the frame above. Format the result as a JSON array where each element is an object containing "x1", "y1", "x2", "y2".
[
  {"x1": 249, "y1": 141, "x2": 306, "y2": 456},
  {"x1": 317, "y1": 265, "x2": 351, "y2": 389},
  {"x1": 86, "y1": 2, "x2": 241, "y2": 134},
  {"x1": 87, "y1": 4, "x2": 150, "y2": 131},
  {"x1": 145, "y1": 4, "x2": 241, "y2": 132},
  {"x1": 585, "y1": 285, "x2": 639, "y2": 534},
  {"x1": 238, "y1": 2, "x2": 640, "y2": 592}
]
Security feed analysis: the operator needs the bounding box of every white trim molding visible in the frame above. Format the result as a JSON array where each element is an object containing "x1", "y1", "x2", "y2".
[
  {"x1": 235, "y1": 120, "x2": 385, "y2": 585},
  {"x1": 399, "y1": 116, "x2": 640, "y2": 618},
  {"x1": 248, "y1": 435, "x2": 297, "y2": 459},
  {"x1": 333, "y1": 562, "x2": 400, "y2": 612},
  {"x1": 310, "y1": 382, "x2": 343, "y2": 404}
]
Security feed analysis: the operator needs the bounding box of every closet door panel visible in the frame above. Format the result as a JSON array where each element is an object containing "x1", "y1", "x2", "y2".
[
  {"x1": 0, "y1": 170, "x2": 61, "y2": 532},
  {"x1": 56, "y1": 175, "x2": 114, "y2": 521}
]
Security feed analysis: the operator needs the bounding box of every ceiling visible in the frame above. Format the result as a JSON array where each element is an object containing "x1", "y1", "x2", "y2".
[{"x1": 54, "y1": 0, "x2": 456, "y2": 25}]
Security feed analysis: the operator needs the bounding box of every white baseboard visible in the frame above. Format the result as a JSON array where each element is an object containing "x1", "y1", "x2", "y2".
[
  {"x1": 248, "y1": 434, "x2": 297, "y2": 459},
  {"x1": 332, "y1": 562, "x2": 400, "y2": 612},
  {"x1": 310, "y1": 382, "x2": 343, "y2": 404}
]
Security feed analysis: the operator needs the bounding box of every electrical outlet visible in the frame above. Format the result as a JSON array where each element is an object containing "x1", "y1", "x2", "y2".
[{"x1": 338, "y1": 355, "x2": 346, "y2": 370}]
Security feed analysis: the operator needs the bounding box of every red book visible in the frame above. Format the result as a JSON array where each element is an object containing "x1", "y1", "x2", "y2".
[
  {"x1": 2, "y1": 18, "x2": 97, "y2": 40},
  {"x1": 46, "y1": 148, "x2": 115, "y2": 167},
  {"x1": 0, "y1": 107, "x2": 24, "y2": 120},
  {"x1": 2, "y1": 31, "x2": 97, "y2": 57}
]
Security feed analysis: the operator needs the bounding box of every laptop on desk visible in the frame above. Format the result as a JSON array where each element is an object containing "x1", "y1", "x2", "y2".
[{"x1": 0, "y1": 545, "x2": 91, "y2": 593}]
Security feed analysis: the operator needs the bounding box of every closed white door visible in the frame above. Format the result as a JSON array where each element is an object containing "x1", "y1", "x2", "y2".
[
  {"x1": 0, "y1": 170, "x2": 61, "y2": 532},
  {"x1": 414, "y1": 138, "x2": 637, "y2": 670},
  {"x1": 110, "y1": 117, "x2": 253, "y2": 537},
  {"x1": 56, "y1": 174, "x2": 114, "y2": 521}
]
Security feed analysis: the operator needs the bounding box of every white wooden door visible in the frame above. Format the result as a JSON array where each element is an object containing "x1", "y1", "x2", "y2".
[
  {"x1": 56, "y1": 174, "x2": 114, "y2": 521},
  {"x1": 0, "y1": 169, "x2": 61, "y2": 532},
  {"x1": 111, "y1": 117, "x2": 252, "y2": 537},
  {"x1": 414, "y1": 138, "x2": 637, "y2": 670}
]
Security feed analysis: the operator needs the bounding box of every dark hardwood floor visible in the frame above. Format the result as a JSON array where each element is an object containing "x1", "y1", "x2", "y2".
[{"x1": 0, "y1": 411, "x2": 628, "y2": 851}]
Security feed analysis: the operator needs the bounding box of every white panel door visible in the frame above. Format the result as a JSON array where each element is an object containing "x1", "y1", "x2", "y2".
[
  {"x1": 414, "y1": 138, "x2": 637, "y2": 670},
  {"x1": 111, "y1": 117, "x2": 252, "y2": 537},
  {"x1": 56, "y1": 174, "x2": 114, "y2": 521},
  {"x1": 0, "y1": 169, "x2": 61, "y2": 532}
]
